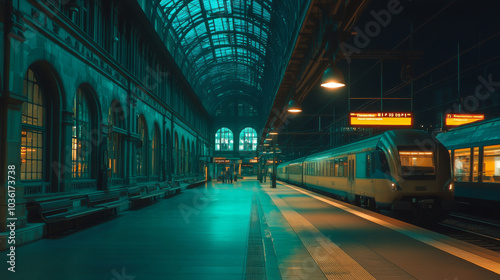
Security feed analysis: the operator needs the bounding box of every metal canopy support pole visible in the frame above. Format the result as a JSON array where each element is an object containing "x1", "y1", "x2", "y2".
[
  {"x1": 457, "y1": 42, "x2": 461, "y2": 113},
  {"x1": 348, "y1": 61, "x2": 351, "y2": 112},
  {"x1": 380, "y1": 60, "x2": 384, "y2": 111},
  {"x1": 257, "y1": 149, "x2": 262, "y2": 183},
  {"x1": 410, "y1": 23, "x2": 414, "y2": 112},
  {"x1": 272, "y1": 135, "x2": 277, "y2": 188}
]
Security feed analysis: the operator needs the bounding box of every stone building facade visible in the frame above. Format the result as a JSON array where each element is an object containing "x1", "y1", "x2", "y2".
[{"x1": 0, "y1": 0, "x2": 211, "y2": 249}]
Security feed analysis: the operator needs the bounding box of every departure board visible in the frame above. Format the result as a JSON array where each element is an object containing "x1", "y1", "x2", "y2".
[
  {"x1": 445, "y1": 114, "x2": 484, "y2": 126},
  {"x1": 350, "y1": 112, "x2": 413, "y2": 126}
]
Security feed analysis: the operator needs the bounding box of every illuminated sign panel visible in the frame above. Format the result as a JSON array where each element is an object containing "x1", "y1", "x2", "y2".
[
  {"x1": 249, "y1": 159, "x2": 258, "y2": 163},
  {"x1": 350, "y1": 112, "x2": 412, "y2": 126},
  {"x1": 214, "y1": 159, "x2": 230, "y2": 164},
  {"x1": 445, "y1": 114, "x2": 484, "y2": 126}
]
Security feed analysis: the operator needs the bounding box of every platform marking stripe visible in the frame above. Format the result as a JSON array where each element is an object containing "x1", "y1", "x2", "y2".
[
  {"x1": 281, "y1": 183, "x2": 500, "y2": 275},
  {"x1": 264, "y1": 188, "x2": 376, "y2": 280}
]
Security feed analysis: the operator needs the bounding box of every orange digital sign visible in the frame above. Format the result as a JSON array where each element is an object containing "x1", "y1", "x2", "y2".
[
  {"x1": 249, "y1": 159, "x2": 258, "y2": 163},
  {"x1": 445, "y1": 114, "x2": 484, "y2": 126},
  {"x1": 350, "y1": 112, "x2": 413, "y2": 126}
]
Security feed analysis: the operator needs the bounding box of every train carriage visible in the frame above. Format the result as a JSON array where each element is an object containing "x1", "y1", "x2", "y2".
[
  {"x1": 278, "y1": 129, "x2": 454, "y2": 218},
  {"x1": 437, "y1": 118, "x2": 500, "y2": 209}
]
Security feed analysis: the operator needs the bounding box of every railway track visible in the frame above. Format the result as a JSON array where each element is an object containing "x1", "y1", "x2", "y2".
[{"x1": 434, "y1": 213, "x2": 500, "y2": 253}]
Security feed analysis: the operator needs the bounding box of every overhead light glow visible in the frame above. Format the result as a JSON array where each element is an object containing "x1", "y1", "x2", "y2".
[{"x1": 321, "y1": 82, "x2": 346, "y2": 88}]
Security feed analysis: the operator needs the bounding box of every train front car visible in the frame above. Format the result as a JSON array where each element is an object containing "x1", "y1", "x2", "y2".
[{"x1": 378, "y1": 130, "x2": 454, "y2": 220}]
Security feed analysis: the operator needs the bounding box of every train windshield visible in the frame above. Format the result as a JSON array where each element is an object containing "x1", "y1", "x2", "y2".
[{"x1": 399, "y1": 151, "x2": 435, "y2": 179}]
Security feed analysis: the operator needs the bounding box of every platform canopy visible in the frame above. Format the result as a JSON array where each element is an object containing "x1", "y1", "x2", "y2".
[{"x1": 157, "y1": 0, "x2": 311, "y2": 115}]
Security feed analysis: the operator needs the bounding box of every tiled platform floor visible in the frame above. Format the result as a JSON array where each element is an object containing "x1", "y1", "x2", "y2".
[{"x1": 1, "y1": 180, "x2": 500, "y2": 280}]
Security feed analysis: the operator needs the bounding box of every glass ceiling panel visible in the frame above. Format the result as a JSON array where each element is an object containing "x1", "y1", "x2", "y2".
[{"x1": 157, "y1": 0, "x2": 310, "y2": 114}]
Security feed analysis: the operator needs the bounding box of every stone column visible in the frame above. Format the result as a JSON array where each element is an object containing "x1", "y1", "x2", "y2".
[
  {"x1": 58, "y1": 110, "x2": 74, "y2": 192},
  {"x1": 0, "y1": 94, "x2": 27, "y2": 232}
]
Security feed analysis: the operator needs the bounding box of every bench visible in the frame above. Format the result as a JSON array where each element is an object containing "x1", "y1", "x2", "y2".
[
  {"x1": 37, "y1": 198, "x2": 108, "y2": 235},
  {"x1": 127, "y1": 186, "x2": 147, "y2": 201},
  {"x1": 87, "y1": 189, "x2": 129, "y2": 214},
  {"x1": 166, "y1": 181, "x2": 183, "y2": 196},
  {"x1": 143, "y1": 184, "x2": 164, "y2": 199}
]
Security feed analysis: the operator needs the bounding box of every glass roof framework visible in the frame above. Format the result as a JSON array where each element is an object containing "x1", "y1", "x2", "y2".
[{"x1": 157, "y1": 0, "x2": 310, "y2": 114}]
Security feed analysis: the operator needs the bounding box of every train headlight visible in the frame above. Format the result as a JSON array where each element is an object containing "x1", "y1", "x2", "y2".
[
  {"x1": 443, "y1": 183, "x2": 453, "y2": 191},
  {"x1": 390, "y1": 183, "x2": 401, "y2": 191}
]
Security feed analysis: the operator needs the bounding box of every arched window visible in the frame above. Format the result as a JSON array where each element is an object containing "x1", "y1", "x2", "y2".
[
  {"x1": 152, "y1": 124, "x2": 160, "y2": 176},
  {"x1": 215, "y1": 127, "x2": 233, "y2": 151},
  {"x1": 21, "y1": 69, "x2": 45, "y2": 181},
  {"x1": 72, "y1": 88, "x2": 91, "y2": 178},
  {"x1": 137, "y1": 115, "x2": 148, "y2": 176},
  {"x1": 239, "y1": 127, "x2": 258, "y2": 151},
  {"x1": 108, "y1": 100, "x2": 126, "y2": 178}
]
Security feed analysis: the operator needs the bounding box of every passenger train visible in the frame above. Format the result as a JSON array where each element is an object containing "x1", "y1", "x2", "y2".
[
  {"x1": 436, "y1": 117, "x2": 500, "y2": 210},
  {"x1": 277, "y1": 129, "x2": 455, "y2": 219}
]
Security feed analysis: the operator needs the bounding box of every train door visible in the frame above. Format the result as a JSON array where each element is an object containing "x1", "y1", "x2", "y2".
[
  {"x1": 347, "y1": 154, "x2": 356, "y2": 200},
  {"x1": 300, "y1": 162, "x2": 304, "y2": 186}
]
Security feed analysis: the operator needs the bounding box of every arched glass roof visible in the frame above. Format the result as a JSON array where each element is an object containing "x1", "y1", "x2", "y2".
[{"x1": 156, "y1": 0, "x2": 311, "y2": 115}]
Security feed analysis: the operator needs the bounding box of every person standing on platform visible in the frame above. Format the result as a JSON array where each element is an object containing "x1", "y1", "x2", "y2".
[{"x1": 227, "y1": 169, "x2": 233, "y2": 183}]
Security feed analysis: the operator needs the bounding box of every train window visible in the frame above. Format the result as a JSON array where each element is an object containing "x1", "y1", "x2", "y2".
[
  {"x1": 343, "y1": 157, "x2": 348, "y2": 177},
  {"x1": 366, "y1": 154, "x2": 372, "y2": 177},
  {"x1": 483, "y1": 145, "x2": 500, "y2": 183},
  {"x1": 378, "y1": 151, "x2": 390, "y2": 175},
  {"x1": 473, "y1": 147, "x2": 479, "y2": 182},
  {"x1": 453, "y1": 148, "x2": 471, "y2": 182},
  {"x1": 399, "y1": 151, "x2": 435, "y2": 179}
]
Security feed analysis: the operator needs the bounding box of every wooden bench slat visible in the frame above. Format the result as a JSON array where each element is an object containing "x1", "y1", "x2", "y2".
[{"x1": 64, "y1": 207, "x2": 106, "y2": 219}]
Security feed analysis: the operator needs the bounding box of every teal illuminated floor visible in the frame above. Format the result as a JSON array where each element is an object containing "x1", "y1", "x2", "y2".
[{"x1": 2, "y1": 181, "x2": 261, "y2": 280}]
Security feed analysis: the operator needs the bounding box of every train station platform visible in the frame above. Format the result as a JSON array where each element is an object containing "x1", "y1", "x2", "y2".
[{"x1": 2, "y1": 180, "x2": 500, "y2": 280}]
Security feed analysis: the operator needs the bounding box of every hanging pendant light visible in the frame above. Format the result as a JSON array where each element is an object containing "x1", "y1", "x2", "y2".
[
  {"x1": 287, "y1": 100, "x2": 302, "y2": 113},
  {"x1": 321, "y1": 66, "x2": 346, "y2": 89}
]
